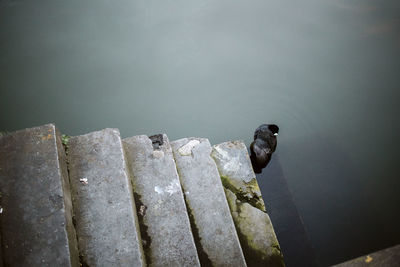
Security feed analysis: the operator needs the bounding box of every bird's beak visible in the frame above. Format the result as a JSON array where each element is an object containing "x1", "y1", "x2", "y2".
[{"x1": 274, "y1": 133, "x2": 278, "y2": 136}]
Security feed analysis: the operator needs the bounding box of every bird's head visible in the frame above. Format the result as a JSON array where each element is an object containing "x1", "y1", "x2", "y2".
[{"x1": 268, "y1": 124, "x2": 279, "y2": 136}]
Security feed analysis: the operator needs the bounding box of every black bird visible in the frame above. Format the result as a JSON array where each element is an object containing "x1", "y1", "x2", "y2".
[{"x1": 250, "y1": 124, "x2": 279, "y2": 173}]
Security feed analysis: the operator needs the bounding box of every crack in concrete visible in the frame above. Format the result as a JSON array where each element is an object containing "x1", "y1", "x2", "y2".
[
  {"x1": 172, "y1": 156, "x2": 213, "y2": 267},
  {"x1": 133, "y1": 192, "x2": 152, "y2": 266}
]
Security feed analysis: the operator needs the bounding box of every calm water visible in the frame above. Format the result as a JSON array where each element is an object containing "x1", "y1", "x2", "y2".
[{"x1": 1, "y1": 0, "x2": 399, "y2": 265}]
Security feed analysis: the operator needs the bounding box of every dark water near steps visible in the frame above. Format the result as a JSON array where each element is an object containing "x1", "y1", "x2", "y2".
[{"x1": 1, "y1": 0, "x2": 400, "y2": 266}]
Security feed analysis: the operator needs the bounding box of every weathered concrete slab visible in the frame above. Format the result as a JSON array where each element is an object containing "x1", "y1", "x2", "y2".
[
  {"x1": 333, "y1": 244, "x2": 400, "y2": 267},
  {"x1": 225, "y1": 190, "x2": 284, "y2": 267},
  {"x1": 0, "y1": 124, "x2": 79, "y2": 266},
  {"x1": 211, "y1": 141, "x2": 266, "y2": 211},
  {"x1": 67, "y1": 128, "x2": 145, "y2": 267},
  {"x1": 211, "y1": 141, "x2": 284, "y2": 266},
  {"x1": 123, "y1": 134, "x2": 200, "y2": 267},
  {"x1": 171, "y1": 138, "x2": 247, "y2": 267}
]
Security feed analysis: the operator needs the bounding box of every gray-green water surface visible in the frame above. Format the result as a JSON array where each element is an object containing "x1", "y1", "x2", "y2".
[{"x1": 1, "y1": 0, "x2": 399, "y2": 265}]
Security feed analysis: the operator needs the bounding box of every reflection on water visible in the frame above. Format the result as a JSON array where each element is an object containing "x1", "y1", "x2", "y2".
[
  {"x1": 1, "y1": 0, "x2": 399, "y2": 265},
  {"x1": 256, "y1": 154, "x2": 318, "y2": 267}
]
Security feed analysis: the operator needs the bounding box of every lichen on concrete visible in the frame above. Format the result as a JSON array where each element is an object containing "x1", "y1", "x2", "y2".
[
  {"x1": 212, "y1": 140, "x2": 285, "y2": 267},
  {"x1": 220, "y1": 175, "x2": 265, "y2": 212},
  {"x1": 133, "y1": 192, "x2": 152, "y2": 266},
  {"x1": 225, "y1": 188, "x2": 284, "y2": 267},
  {"x1": 0, "y1": 131, "x2": 10, "y2": 137},
  {"x1": 61, "y1": 134, "x2": 71, "y2": 147},
  {"x1": 61, "y1": 134, "x2": 71, "y2": 158},
  {"x1": 211, "y1": 141, "x2": 266, "y2": 212}
]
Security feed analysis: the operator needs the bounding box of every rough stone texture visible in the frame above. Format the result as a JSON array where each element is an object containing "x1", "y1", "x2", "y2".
[
  {"x1": 171, "y1": 138, "x2": 247, "y2": 267},
  {"x1": 122, "y1": 134, "x2": 200, "y2": 267},
  {"x1": 212, "y1": 141, "x2": 284, "y2": 267},
  {"x1": 211, "y1": 141, "x2": 265, "y2": 211},
  {"x1": 0, "y1": 124, "x2": 79, "y2": 267},
  {"x1": 332, "y1": 244, "x2": 400, "y2": 267},
  {"x1": 68, "y1": 128, "x2": 145, "y2": 267},
  {"x1": 225, "y1": 190, "x2": 284, "y2": 267}
]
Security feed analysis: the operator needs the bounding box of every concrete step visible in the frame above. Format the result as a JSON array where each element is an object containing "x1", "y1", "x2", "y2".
[
  {"x1": 332, "y1": 244, "x2": 400, "y2": 267},
  {"x1": 67, "y1": 128, "x2": 145, "y2": 266},
  {"x1": 122, "y1": 134, "x2": 200, "y2": 267},
  {"x1": 171, "y1": 138, "x2": 247, "y2": 267},
  {"x1": 1, "y1": 123, "x2": 286, "y2": 267},
  {"x1": 0, "y1": 124, "x2": 79, "y2": 267},
  {"x1": 211, "y1": 141, "x2": 285, "y2": 267}
]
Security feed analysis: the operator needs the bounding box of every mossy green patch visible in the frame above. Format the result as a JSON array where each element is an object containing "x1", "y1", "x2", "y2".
[
  {"x1": 225, "y1": 189, "x2": 285, "y2": 267},
  {"x1": 220, "y1": 175, "x2": 265, "y2": 212},
  {"x1": 0, "y1": 131, "x2": 10, "y2": 137},
  {"x1": 61, "y1": 134, "x2": 71, "y2": 157},
  {"x1": 61, "y1": 134, "x2": 71, "y2": 147}
]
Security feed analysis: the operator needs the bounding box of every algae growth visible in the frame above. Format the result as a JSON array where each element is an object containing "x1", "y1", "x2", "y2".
[
  {"x1": 224, "y1": 188, "x2": 285, "y2": 267},
  {"x1": 220, "y1": 175, "x2": 266, "y2": 212}
]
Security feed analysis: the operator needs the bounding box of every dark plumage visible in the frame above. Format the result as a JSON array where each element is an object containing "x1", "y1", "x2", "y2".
[{"x1": 250, "y1": 124, "x2": 279, "y2": 173}]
